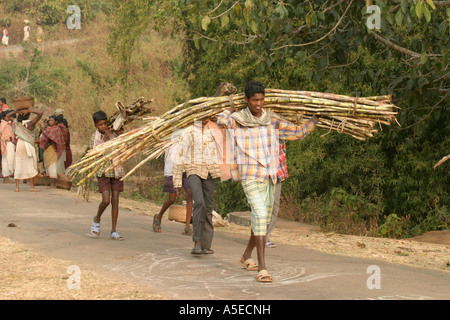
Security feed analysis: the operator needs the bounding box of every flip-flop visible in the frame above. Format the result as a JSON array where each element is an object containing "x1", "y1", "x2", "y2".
[
  {"x1": 90, "y1": 217, "x2": 100, "y2": 236},
  {"x1": 239, "y1": 258, "x2": 259, "y2": 271},
  {"x1": 110, "y1": 232, "x2": 124, "y2": 241},
  {"x1": 191, "y1": 245, "x2": 202, "y2": 254},
  {"x1": 202, "y1": 248, "x2": 214, "y2": 254},
  {"x1": 256, "y1": 269, "x2": 273, "y2": 283},
  {"x1": 265, "y1": 241, "x2": 276, "y2": 248}
]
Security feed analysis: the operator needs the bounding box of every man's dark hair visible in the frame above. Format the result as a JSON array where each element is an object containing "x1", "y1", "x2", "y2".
[
  {"x1": 244, "y1": 81, "x2": 265, "y2": 99},
  {"x1": 17, "y1": 112, "x2": 30, "y2": 123},
  {"x1": 92, "y1": 110, "x2": 107, "y2": 124},
  {"x1": 0, "y1": 98, "x2": 6, "y2": 104}
]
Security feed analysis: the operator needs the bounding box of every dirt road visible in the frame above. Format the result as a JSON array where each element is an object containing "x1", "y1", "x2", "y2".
[{"x1": 0, "y1": 182, "x2": 449, "y2": 301}]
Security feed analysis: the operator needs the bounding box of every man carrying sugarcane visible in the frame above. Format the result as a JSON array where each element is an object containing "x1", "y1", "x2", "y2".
[
  {"x1": 217, "y1": 81, "x2": 319, "y2": 282},
  {"x1": 173, "y1": 118, "x2": 222, "y2": 255}
]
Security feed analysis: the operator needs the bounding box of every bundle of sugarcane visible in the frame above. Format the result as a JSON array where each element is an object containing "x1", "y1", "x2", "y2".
[
  {"x1": 68, "y1": 88, "x2": 399, "y2": 185},
  {"x1": 71, "y1": 96, "x2": 154, "y2": 202},
  {"x1": 109, "y1": 96, "x2": 154, "y2": 132}
]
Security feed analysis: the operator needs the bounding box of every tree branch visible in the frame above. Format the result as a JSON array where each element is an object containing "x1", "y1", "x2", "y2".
[
  {"x1": 369, "y1": 31, "x2": 443, "y2": 59},
  {"x1": 433, "y1": 1, "x2": 450, "y2": 7},
  {"x1": 272, "y1": 0, "x2": 355, "y2": 50}
]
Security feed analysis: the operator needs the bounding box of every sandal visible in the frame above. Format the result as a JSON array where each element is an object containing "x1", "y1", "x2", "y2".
[
  {"x1": 202, "y1": 248, "x2": 214, "y2": 254},
  {"x1": 265, "y1": 241, "x2": 276, "y2": 248},
  {"x1": 110, "y1": 232, "x2": 124, "y2": 241},
  {"x1": 191, "y1": 245, "x2": 202, "y2": 254},
  {"x1": 239, "y1": 257, "x2": 259, "y2": 271},
  {"x1": 90, "y1": 217, "x2": 100, "y2": 236},
  {"x1": 256, "y1": 269, "x2": 273, "y2": 283},
  {"x1": 153, "y1": 215, "x2": 162, "y2": 233},
  {"x1": 181, "y1": 227, "x2": 193, "y2": 236}
]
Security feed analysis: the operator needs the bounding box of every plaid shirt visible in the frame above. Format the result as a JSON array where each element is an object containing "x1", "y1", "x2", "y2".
[
  {"x1": 172, "y1": 124, "x2": 221, "y2": 188},
  {"x1": 277, "y1": 143, "x2": 288, "y2": 182},
  {"x1": 90, "y1": 131, "x2": 120, "y2": 178},
  {"x1": 217, "y1": 109, "x2": 317, "y2": 184}
]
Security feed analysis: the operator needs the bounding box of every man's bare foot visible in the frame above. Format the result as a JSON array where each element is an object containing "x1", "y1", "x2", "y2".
[
  {"x1": 15, "y1": 188, "x2": 20, "y2": 192},
  {"x1": 30, "y1": 188, "x2": 40, "y2": 192}
]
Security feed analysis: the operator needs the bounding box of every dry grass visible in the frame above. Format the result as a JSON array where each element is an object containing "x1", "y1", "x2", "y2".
[
  {"x1": 1, "y1": 13, "x2": 189, "y2": 147},
  {"x1": 0, "y1": 235, "x2": 166, "y2": 300}
]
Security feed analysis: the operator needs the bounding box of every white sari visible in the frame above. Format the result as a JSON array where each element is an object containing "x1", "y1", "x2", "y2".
[{"x1": 13, "y1": 120, "x2": 38, "y2": 180}]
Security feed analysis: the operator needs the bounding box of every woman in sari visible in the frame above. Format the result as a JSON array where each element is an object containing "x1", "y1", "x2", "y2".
[
  {"x1": 39, "y1": 115, "x2": 66, "y2": 188},
  {"x1": 55, "y1": 113, "x2": 72, "y2": 168},
  {"x1": 1, "y1": 25, "x2": 9, "y2": 46},
  {"x1": 6, "y1": 108, "x2": 43, "y2": 192},
  {"x1": 0, "y1": 111, "x2": 15, "y2": 183}
]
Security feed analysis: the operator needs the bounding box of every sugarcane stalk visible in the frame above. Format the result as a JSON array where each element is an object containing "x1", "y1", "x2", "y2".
[{"x1": 68, "y1": 88, "x2": 400, "y2": 185}]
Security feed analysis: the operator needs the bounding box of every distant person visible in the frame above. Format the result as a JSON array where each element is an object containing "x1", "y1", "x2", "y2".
[
  {"x1": 1, "y1": 98, "x2": 9, "y2": 112},
  {"x1": 23, "y1": 20, "x2": 31, "y2": 42},
  {"x1": 0, "y1": 111, "x2": 15, "y2": 183},
  {"x1": 54, "y1": 110, "x2": 72, "y2": 168},
  {"x1": 89, "y1": 110, "x2": 125, "y2": 241},
  {"x1": 6, "y1": 108, "x2": 43, "y2": 192},
  {"x1": 39, "y1": 115, "x2": 66, "y2": 188},
  {"x1": 54, "y1": 109, "x2": 68, "y2": 127},
  {"x1": 36, "y1": 20, "x2": 43, "y2": 42},
  {"x1": 1, "y1": 25, "x2": 9, "y2": 46},
  {"x1": 153, "y1": 140, "x2": 193, "y2": 235},
  {"x1": 37, "y1": 118, "x2": 49, "y2": 174}
]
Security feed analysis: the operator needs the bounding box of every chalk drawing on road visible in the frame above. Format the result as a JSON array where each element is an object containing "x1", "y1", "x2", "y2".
[{"x1": 103, "y1": 248, "x2": 353, "y2": 299}]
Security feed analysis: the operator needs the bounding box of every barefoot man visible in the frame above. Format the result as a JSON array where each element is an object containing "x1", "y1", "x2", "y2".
[{"x1": 7, "y1": 108, "x2": 43, "y2": 192}]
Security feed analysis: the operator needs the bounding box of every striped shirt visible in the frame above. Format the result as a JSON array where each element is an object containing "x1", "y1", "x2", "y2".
[
  {"x1": 217, "y1": 109, "x2": 317, "y2": 184},
  {"x1": 172, "y1": 124, "x2": 221, "y2": 188}
]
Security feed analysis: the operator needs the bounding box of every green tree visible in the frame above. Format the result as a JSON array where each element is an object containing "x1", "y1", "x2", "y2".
[
  {"x1": 106, "y1": 0, "x2": 154, "y2": 99},
  {"x1": 83, "y1": 0, "x2": 448, "y2": 236},
  {"x1": 158, "y1": 0, "x2": 449, "y2": 235}
]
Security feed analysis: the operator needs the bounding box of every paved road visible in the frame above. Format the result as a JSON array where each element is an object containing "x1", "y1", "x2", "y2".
[{"x1": 0, "y1": 182, "x2": 449, "y2": 301}]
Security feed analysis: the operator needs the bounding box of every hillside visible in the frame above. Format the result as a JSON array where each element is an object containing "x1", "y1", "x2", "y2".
[{"x1": 0, "y1": 13, "x2": 189, "y2": 148}]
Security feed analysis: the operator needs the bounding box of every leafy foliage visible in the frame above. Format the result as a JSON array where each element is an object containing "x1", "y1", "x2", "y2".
[
  {"x1": 152, "y1": 0, "x2": 449, "y2": 237},
  {"x1": 0, "y1": 0, "x2": 112, "y2": 25},
  {"x1": 0, "y1": 48, "x2": 67, "y2": 102}
]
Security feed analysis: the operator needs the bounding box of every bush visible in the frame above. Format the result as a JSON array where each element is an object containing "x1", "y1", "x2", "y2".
[{"x1": 378, "y1": 214, "x2": 409, "y2": 239}]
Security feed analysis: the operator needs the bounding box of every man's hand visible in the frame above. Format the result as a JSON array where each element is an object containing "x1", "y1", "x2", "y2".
[
  {"x1": 103, "y1": 127, "x2": 113, "y2": 141},
  {"x1": 227, "y1": 106, "x2": 235, "y2": 113},
  {"x1": 175, "y1": 187, "x2": 183, "y2": 198}
]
